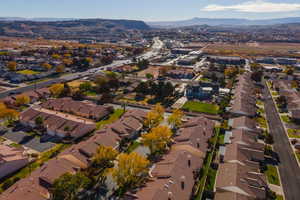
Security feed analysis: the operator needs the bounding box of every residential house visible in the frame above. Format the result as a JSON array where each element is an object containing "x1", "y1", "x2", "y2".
[
  {"x1": 0, "y1": 145, "x2": 29, "y2": 179},
  {"x1": 229, "y1": 116, "x2": 261, "y2": 134},
  {"x1": 41, "y1": 98, "x2": 113, "y2": 121}
]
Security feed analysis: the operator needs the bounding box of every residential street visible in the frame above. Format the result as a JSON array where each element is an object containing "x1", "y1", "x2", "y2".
[{"x1": 263, "y1": 81, "x2": 300, "y2": 200}]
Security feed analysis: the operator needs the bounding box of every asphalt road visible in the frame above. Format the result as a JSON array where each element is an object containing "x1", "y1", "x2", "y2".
[{"x1": 263, "y1": 81, "x2": 300, "y2": 200}]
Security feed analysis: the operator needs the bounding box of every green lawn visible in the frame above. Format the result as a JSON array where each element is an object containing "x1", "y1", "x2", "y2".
[
  {"x1": 256, "y1": 100, "x2": 264, "y2": 106},
  {"x1": 271, "y1": 91, "x2": 279, "y2": 96},
  {"x1": 264, "y1": 165, "x2": 280, "y2": 186},
  {"x1": 287, "y1": 129, "x2": 300, "y2": 138},
  {"x1": 127, "y1": 141, "x2": 140, "y2": 153},
  {"x1": 194, "y1": 127, "x2": 220, "y2": 199},
  {"x1": 204, "y1": 168, "x2": 217, "y2": 191},
  {"x1": 9, "y1": 143, "x2": 22, "y2": 148},
  {"x1": 96, "y1": 109, "x2": 124, "y2": 130},
  {"x1": 281, "y1": 115, "x2": 291, "y2": 124},
  {"x1": 296, "y1": 152, "x2": 300, "y2": 163},
  {"x1": 276, "y1": 195, "x2": 284, "y2": 200},
  {"x1": 17, "y1": 69, "x2": 40, "y2": 75},
  {"x1": 256, "y1": 116, "x2": 267, "y2": 129},
  {"x1": 183, "y1": 101, "x2": 219, "y2": 115},
  {"x1": 85, "y1": 91, "x2": 97, "y2": 97}
]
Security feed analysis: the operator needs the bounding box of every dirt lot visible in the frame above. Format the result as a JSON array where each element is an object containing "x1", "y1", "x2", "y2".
[
  {"x1": 137, "y1": 66, "x2": 162, "y2": 78},
  {"x1": 204, "y1": 42, "x2": 300, "y2": 58}
]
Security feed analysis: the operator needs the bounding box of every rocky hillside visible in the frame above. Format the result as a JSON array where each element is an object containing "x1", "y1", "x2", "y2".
[{"x1": 0, "y1": 18, "x2": 150, "y2": 40}]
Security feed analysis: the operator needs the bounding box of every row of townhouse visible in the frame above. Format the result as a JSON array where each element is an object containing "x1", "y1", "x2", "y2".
[
  {"x1": 215, "y1": 116, "x2": 267, "y2": 200},
  {"x1": 0, "y1": 109, "x2": 147, "y2": 200},
  {"x1": 272, "y1": 80, "x2": 300, "y2": 123},
  {"x1": 0, "y1": 144, "x2": 30, "y2": 179},
  {"x1": 124, "y1": 117, "x2": 216, "y2": 200},
  {"x1": 229, "y1": 73, "x2": 258, "y2": 118},
  {"x1": 216, "y1": 72, "x2": 268, "y2": 199},
  {"x1": 19, "y1": 107, "x2": 96, "y2": 139},
  {"x1": 19, "y1": 98, "x2": 113, "y2": 139},
  {"x1": 41, "y1": 97, "x2": 113, "y2": 121}
]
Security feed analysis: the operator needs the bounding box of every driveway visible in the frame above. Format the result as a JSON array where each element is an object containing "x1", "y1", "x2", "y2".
[
  {"x1": 0, "y1": 131, "x2": 56, "y2": 152},
  {"x1": 263, "y1": 81, "x2": 300, "y2": 200}
]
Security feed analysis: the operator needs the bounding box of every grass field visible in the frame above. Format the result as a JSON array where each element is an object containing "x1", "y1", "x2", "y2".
[
  {"x1": 296, "y1": 152, "x2": 300, "y2": 163},
  {"x1": 17, "y1": 69, "x2": 40, "y2": 75},
  {"x1": 264, "y1": 165, "x2": 280, "y2": 186},
  {"x1": 287, "y1": 129, "x2": 300, "y2": 138},
  {"x1": 281, "y1": 115, "x2": 291, "y2": 124},
  {"x1": 183, "y1": 101, "x2": 219, "y2": 115},
  {"x1": 96, "y1": 109, "x2": 124, "y2": 130}
]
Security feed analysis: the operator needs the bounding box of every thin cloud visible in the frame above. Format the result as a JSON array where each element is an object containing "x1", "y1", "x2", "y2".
[{"x1": 202, "y1": 0, "x2": 300, "y2": 13}]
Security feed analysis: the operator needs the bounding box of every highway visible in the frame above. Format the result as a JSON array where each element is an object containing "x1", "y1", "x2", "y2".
[{"x1": 0, "y1": 37, "x2": 164, "y2": 99}]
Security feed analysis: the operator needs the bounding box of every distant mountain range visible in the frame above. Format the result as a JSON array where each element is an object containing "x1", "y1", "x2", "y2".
[
  {"x1": 0, "y1": 18, "x2": 150, "y2": 40},
  {"x1": 147, "y1": 17, "x2": 300, "y2": 28},
  {"x1": 0, "y1": 17, "x2": 76, "y2": 22}
]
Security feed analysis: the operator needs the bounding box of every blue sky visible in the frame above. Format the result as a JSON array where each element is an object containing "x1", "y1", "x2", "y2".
[{"x1": 1, "y1": 0, "x2": 300, "y2": 21}]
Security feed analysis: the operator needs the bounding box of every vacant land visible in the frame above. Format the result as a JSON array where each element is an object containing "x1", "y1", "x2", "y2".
[
  {"x1": 137, "y1": 66, "x2": 162, "y2": 78},
  {"x1": 17, "y1": 69, "x2": 40, "y2": 75},
  {"x1": 183, "y1": 101, "x2": 219, "y2": 115},
  {"x1": 204, "y1": 42, "x2": 300, "y2": 58}
]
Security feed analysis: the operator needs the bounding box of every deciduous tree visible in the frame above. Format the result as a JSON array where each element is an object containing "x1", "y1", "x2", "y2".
[
  {"x1": 7, "y1": 61, "x2": 17, "y2": 71},
  {"x1": 141, "y1": 125, "x2": 172, "y2": 154},
  {"x1": 52, "y1": 172, "x2": 91, "y2": 200},
  {"x1": 42, "y1": 63, "x2": 52, "y2": 71},
  {"x1": 112, "y1": 152, "x2": 149, "y2": 190},
  {"x1": 49, "y1": 83, "x2": 65, "y2": 97},
  {"x1": 167, "y1": 109, "x2": 184, "y2": 129},
  {"x1": 15, "y1": 95, "x2": 30, "y2": 106},
  {"x1": 144, "y1": 104, "x2": 165, "y2": 128},
  {"x1": 56, "y1": 65, "x2": 65, "y2": 73}
]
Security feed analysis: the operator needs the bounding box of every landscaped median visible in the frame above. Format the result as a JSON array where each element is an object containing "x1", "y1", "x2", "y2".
[{"x1": 182, "y1": 101, "x2": 219, "y2": 115}]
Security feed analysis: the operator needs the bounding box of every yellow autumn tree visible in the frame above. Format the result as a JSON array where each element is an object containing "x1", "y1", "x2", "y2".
[
  {"x1": 15, "y1": 95, "x2": 30, "y2": 106},
  {"x1": 144, "y1": 103, "x2": 165, "y2": 128},
  {"x1": 168, "y1": 109, "x2": 184, "y2": 129},
  {"x1": 42, "y1": 63, "x2": 52, "y2": 71},
  {"x1": 52, "y1": 54, "x2": 61, "y2": 60},
  {"x1": 141, "y1": 125, "x2": 172, "y2": 154},
  {"x1": 112, "y1": 152, "x2": 149, "y2": 189},
  {"x1": 62, "y1": 58, "x2": 73, "y2": 66},
  {"x1": 49, "y1": 83, "x2": 64, "y2": 97},
  {"x1": 7, "y1": 61, "x2": 17, "y2": 71},
  {"x1": 92, "y1": 146, "x2": 118, "y2": 170},
  {"x1": 56, "y1": 65, "x2": 65, "y2": 73},
  {"x1": 0, "y1": 107, "x2": 19, "y2": 122}
]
